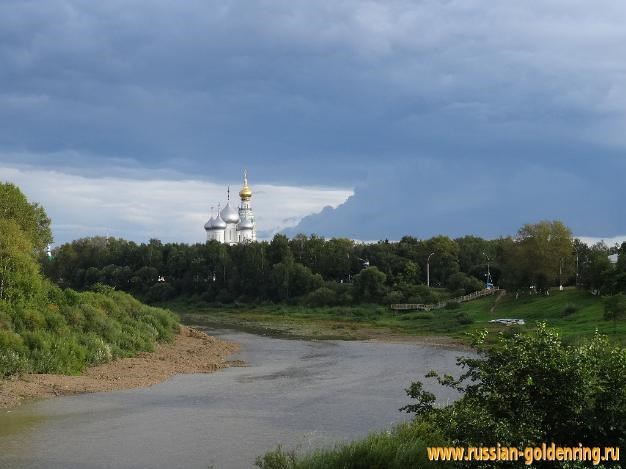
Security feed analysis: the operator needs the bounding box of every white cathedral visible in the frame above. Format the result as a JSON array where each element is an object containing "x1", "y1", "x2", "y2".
[{"x1": 204, "y1": 171, "x2": 257, "y2": 244}]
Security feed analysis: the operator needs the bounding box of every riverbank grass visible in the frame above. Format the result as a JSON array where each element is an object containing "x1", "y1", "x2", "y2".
[
  {"x1": 1, "y1": 285, "x2": 179, "y2": 378},
  {"x1": 256, "y1": 421, "x2": 445, "y2": 469},
  {"x1": 166, "y1": 288, "x2": 623, "y2": 344}
]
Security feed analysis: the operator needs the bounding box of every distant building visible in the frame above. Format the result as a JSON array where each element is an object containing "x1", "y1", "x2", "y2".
[
  {"x1": 608, "y1": 253, "x2": 619, "y2": 265},
  {"x1": 204, "y1": 171, "x2": 256, "y2": 244}
]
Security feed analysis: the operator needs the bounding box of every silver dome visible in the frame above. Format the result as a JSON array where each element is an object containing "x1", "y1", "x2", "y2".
[
  {"x1": 237, "y1": 217, "x2": 254, "y2": 230},
  {"x1": 220, "y1": 202, "x2": 240, "y2": 224},
  {"x1": 212, "y1": 214, "x2": 227, "y2": 230},
  {"x1": 204, "y1": 217, "x2": 215, "y2": 231}
]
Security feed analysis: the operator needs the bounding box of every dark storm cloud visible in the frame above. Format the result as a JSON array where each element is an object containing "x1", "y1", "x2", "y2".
[{"x1": 1, "y1": 0, "x2": 625, "y2": 240}]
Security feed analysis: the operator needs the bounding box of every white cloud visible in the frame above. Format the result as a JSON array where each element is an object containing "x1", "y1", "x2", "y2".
[
  {"x1": 0, "y1": 165, "x2": 352, "y2": 244},
  {"x1": 577, "y1": 235, "x2": 626, "y2": 247}
]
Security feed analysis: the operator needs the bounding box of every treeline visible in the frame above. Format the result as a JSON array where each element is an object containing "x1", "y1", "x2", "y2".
[
  {"x1": 0, "y1": 183, "x2": 179, "y2": 378},
  {"x1": 44, "y1": 220, "x2": 626, "y2": 306}
]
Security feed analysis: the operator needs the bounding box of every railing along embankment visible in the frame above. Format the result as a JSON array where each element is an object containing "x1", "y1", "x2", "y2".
[{"x1": 390, "y1": 288, "x2": 502, "y2": 312}]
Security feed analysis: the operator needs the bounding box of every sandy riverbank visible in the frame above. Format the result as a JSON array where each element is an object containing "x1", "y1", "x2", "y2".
[{"x1": 0, "y1": 326, "x2": 242, "y2": 410}]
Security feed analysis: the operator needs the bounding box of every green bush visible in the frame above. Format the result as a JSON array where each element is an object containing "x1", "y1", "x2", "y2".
[
  {"x1": 80, "y1": 333, "x2": 113, "y2": 365},
  {"x1": 383, "y1": 290, "x2": 405, "y2": 305},
  {"x1": 0, "y1": 330, "x2": 29, "y2": 377},
  {"x1": 445, "y1": 300, "x2": 460, "y2": 310},
  {"x1": 306, "y1": 287, "x2": 338, "y2": 307},
  {"x1": 12, "y1": 307, "x2": 46, "y2": 331},
  {"x1": 402, "y1": 324, "x2": 626, "y2": 449},
  {"x1": 560, "y1": 302, "x2": 578, "y2": 316},
  {"x1": 0, "y1": 348, "x2": 30, "y2": 378},
  {"x1": 454, "y1": 311, "x2": 473, "y2": 324},
  {"x1": 22, "y1": 330, "x2": 87, "y2": 374},
  {"x1": 446, "y1": 272, "x2": 484, "y2": 294}
]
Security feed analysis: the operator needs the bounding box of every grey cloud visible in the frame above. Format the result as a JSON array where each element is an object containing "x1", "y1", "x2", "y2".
[
  {"x1": 1, "y1": 1, "x2": 626, "y2": 240},
  {"x1": 286, "y1": 157, "x2": 626, "y2": 240}
]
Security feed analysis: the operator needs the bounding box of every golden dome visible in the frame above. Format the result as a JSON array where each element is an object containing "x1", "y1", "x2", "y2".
[{"x1": 239, "y1": 170, "x2": 252, "y2": 200}]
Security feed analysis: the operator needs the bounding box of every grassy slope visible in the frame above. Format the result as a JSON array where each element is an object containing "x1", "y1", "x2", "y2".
[
  {"x1": 169, "y1": 288, "x2": 624, "y2": 344},
  {"x1": 0, "y1": 286, "x2": 180, "y2": 378}
]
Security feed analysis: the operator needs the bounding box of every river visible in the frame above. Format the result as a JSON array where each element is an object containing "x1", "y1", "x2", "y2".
[{"x1": 0, "y1": 328, "x2": 468, "y2": 469}]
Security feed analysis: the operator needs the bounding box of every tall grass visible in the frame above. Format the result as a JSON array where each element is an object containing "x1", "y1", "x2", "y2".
[
  {"x1": 255, "y1": 421, "x2": 446, "y2": 469},
  {"x1": 168, "y1": 288, "x2": 626, "y2": 344},
  {"x1": 0, "y1": 283, "x2": 179, "y2": 378}
]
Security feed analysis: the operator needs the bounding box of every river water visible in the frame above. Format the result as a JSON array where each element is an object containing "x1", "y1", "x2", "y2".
[{"x1": 0, "y1": 329, "x2": 468, "y2": 469}]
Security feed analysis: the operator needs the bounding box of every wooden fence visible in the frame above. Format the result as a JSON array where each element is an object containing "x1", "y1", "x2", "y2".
[{"x1": 390, "y1": 287, "x2": 501, "y2": 311}]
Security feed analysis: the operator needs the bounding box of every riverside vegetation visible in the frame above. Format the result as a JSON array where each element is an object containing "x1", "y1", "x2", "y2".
[
  {"x1": 169, "y1": 287, "x2": 626, "y2": 345},
  {"x1": 0, "y1": 183, "x2": 178, "y2": 379},
  {"x1": 41, "y1": 215, "x2": 626, "y2": 344},
  {"x1": 256, "y1": 324, "x2": 626, "y2": 469}
]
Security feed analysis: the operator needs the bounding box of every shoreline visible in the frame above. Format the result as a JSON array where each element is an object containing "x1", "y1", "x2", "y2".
[
  {"x1": 0, "y1": 326, "x2": 242, "y2": 410},
  {"x1": 183, "y1": 312, "x2": 474, "y2": 350}
]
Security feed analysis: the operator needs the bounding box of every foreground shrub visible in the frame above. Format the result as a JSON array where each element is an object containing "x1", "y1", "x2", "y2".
[{"x1": 402, "y1": 323, "x2": 626, "y2": 450}]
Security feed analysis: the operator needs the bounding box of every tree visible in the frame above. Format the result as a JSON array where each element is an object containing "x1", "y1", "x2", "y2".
[
  {"x1": 455, "y1": 235, "x2": 493, "y2": 274},
  {"x1": 267, "y1": 234, "x2": 292, "y2": 266},
  {"x1": 502, "y1": 220, "x2": 573, "y2": 291},
  {"x1": 353, "y1": 267, "x2": 387, "y2": 303},
  {"x1": 612, "y1": 242, "x2": 626, "y2": 293},
  {"x1": 319, "y1": 238, "x2": 353, "y2": 281},
  {"x1": 269, "y1": 262, "x2": 291, "y2": 301},
  {"x1": 577, "y1": 241, "x2": 612, "y2": 293},
  {"x1": 421, "y1": 236, "x2": 460, "y2": 287},
  {"x1": 401, "y1": 260, "x2": 421, "y2": 285},
  {"x1": 446, "y1": 272, "x2": 483, "y2": 295},
  {"x1": 0, "y1": 219, "x2": 43, "y2": 303},
  {"x1": 0, "y1": 182, "x2": 52, "y2": 253},
  {"x1": 289, "y1": 263, "x2": 321, "y2": 297}
]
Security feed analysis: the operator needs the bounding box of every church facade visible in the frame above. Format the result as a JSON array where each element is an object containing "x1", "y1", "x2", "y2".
[{"x1": 204, "y1": 171, "x2": 257, "y2": 244}]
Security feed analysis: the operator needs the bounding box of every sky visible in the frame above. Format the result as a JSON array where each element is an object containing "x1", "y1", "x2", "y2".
[{"x1": 1, "y1": 1, "x2": 625, "y2": 245}]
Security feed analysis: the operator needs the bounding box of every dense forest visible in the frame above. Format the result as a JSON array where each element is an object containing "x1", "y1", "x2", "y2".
[{"x1": 43, "y1": 217, "x2": 626, "y2": 307}]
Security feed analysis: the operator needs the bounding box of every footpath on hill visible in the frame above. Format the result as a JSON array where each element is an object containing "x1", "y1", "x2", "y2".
[{"x1": 0, "y1": 326, "x2": 242, "y2": 409}]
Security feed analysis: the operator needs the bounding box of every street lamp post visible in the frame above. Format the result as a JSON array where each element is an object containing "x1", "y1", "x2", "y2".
[
  {"x1": 427, "y1": 252, "x2": 435, "y2": 288},
  {"x1": 573, "y1": 247, "x2": 579, "y2": 287},
  {"x1": 483, "y1": 252, "x2": 492, "y2": 287}
]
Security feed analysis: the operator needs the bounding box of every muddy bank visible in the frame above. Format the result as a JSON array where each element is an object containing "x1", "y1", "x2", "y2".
[
  {"x1": 183, "y1": 312, "x2": 472, "y2": 350},
  {"x1": 0, "y1": 326, "x2": 241, "y2": 409}
]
